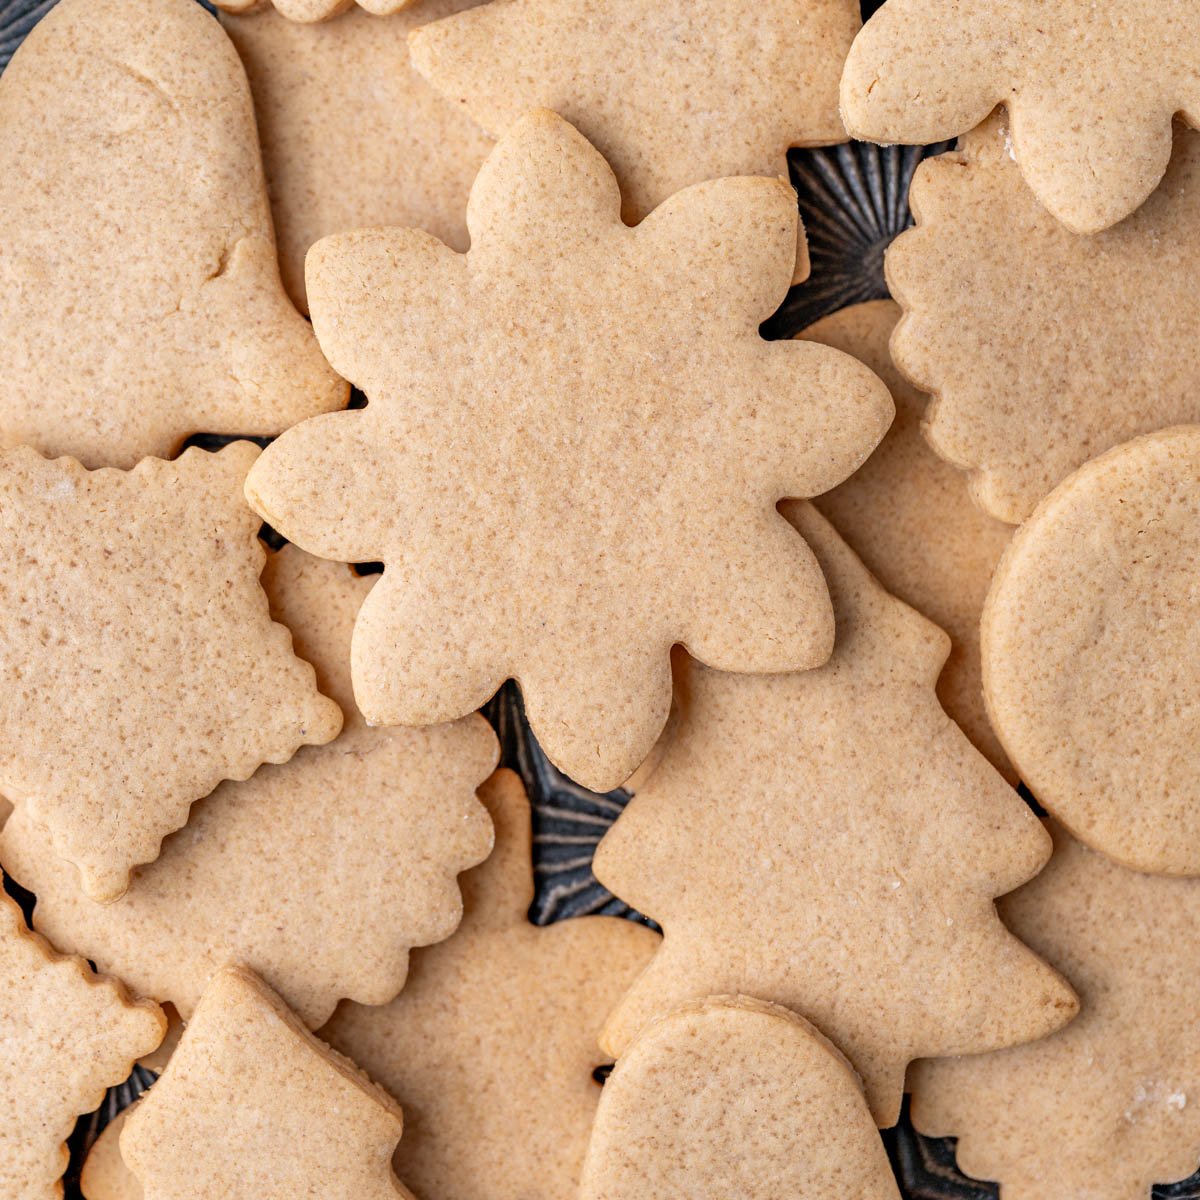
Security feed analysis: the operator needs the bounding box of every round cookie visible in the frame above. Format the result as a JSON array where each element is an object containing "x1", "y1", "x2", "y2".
[{"x1": 983, "y1": 425, "x2": 1200, "y2": 874}]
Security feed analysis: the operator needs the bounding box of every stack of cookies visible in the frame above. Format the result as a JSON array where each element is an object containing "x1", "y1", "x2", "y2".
[{"x1": 0, "y1": 1, "x2": 1198, "y2": 1197}]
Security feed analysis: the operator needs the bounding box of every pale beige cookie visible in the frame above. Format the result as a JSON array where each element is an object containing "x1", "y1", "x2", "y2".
[
  {"x1": 321, "y1": 769, "x2": 660, "y2": 1200},
  {"x1": 982, "y1": 426, "x2": 1200, "y2": 875},
  {"x1": 223, "y1": 1, "x2": 492, "y2": 313},
  {"x1": 0, "y1": 890, "x2": 164, "y2": 1200},
  {"x1": 410, "y1": 0, "x2": 858, "y2": 276},
  {"x1": 0, "y1": 0, "x2": 346, "y2": 468},
  {"x1": 801, "y1": 300, "x2": 1013, "y2": 779},
  {"x1": 888, "y1": 116, "x2": 1200, "y2": 525},
  {"x1": 1, "y1": 545, "x2": 495, "y2": 1024},
  {"x1": 594, "y1": 502, "x2": 1076, "y2": 1127},
  {"x1": 911, "y1": 822, "x2": 1200, "y2": 1200},
  {"x1": 0, "y1": 794, "x2": 10, "y2": 829},
  {"x1": 246, "y1": 109, "x2": 893, "y2": 792},
  {"x1": 122, "y1": 966, "x2": 414, "y2": 1198},
  {"x1": 841, "y1": 0, "x2": 1200, "y2": 233},
  {"x1": 81, "y1": 1111, "x2": 141, "y2": 1200},
  {"x1": 216, "y1": 0, "x2": 417, "y2": 22},
  {"x1": 0, "y1": 444, "x2": 342, "y2": 903},
  {"x1": 580, "y1": 997, "x2": 900, "y2": 1200}
]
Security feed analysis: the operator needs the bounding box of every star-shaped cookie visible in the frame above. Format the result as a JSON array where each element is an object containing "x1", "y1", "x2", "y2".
[
  {"x1": 581, "y1": 997, "x2": 900, "y2": 1200},
  {"x1": 595, "y1": 501, "x2": 1076, "y2": 1126},
  {"x1": 0, "y1": 890, "x2": 164, "y2": 1200},
  {"x1": 0, "y1": 444, "x2": 343, "y2": 902},
  {"x1": 911, "y1": 823, "x2": 1200, "y2": 1200},
  {"x1": 0, "y1": 0, "x2": 346, "y2": 468},
  {"x1": 223, "y1": 2, "x2": 492, "y2": 313},
  {"x1": 410, "y1": 0, "x2": 860, "y2": 225},
  {"x1": 246, "y1": 108, "x2": 893, "y2": 791},
  {"x1": 801, "y1": 300, "x2": 1013, "y2": 779},
  {"x1": 1, "y1": 545, "x2": 497, "y2": 1025},
  {"x1": 886, "y1": 116, "x2": 1200, "y2": 525},
  {"x1": 122, "y1": 966, "x2": 414, "y2": 1199},
  {"x1": 321, "y1": 769, "x2": 660, "y2": 1200},
  {"x1": 841, "y1": 0, "x2": 1200, "y2": 232}
]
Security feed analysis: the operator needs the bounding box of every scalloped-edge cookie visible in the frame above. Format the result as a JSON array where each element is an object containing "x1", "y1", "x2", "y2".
[
  {"x1": 321, "y1": 768, "x2": 660, "y2": 1200},
  {"x1": 580, "y1": 996, "x2": 900, "y2": 1200},
  {"x1": 0, "y1": 444, "x2": 343, "y2": 903},
  {"x1": 841, "y1": 0, "x2": 1200, "y2": 233},
  {"x1": 223, "y1": 1, "x2": 492, "y2": 313},
  {"x1": 595, "y1": 502, "x2": 1076, "y2": 1127},
  {"x1": 911, "y1": 823, "x2": 1200, "y2": 1200},
  {"x1": 0, "y1": 889, "x2": 165, "y2": 1200},
  {"x1": 122, "y1": 966, "x2": 415, "y2": 1199},
  {"x1": 802, "y1": 300, "x2": 1013, "y2": 779},
  {"x1": 410, "y1": 0, "x2": 859, "y2": 271},
  {"x1": 0, "y1": 0, "x2": 346, "y2": 468},
  {"x1": 982, "y1": 426, "x2": 1200, "y2": 875},
  {"x1": 1, "y1": 545, "x2": 497, "y2": 1026},
  {"x1": 246, "y1": 108, "x2": 893, "y2": 792},
  {"x1": 215, "y1": 0, "x2": 416, "y2": 22},
  {"x1": 887, "y1": 115, "x2": 1200, "y2": 525}
]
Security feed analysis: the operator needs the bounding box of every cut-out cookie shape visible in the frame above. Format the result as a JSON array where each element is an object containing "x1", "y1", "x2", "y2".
[
  {"x1": 322, "y1": 769, "x2": 660, "y2": 1200},
  {"x1": 410, "y1": 0, "x2": 860, "y2": 225},
  {"x1": 122, "y1": 966, "x2": 414, "y2": 1198},
  {"x1": 1, "y1": 545, "x2": 496, "y2": 1025},
  {"x1": 595, "y1": 502, "x2": 1076, "y2": 1127},
  {"x1": 0, "y1": 444, "x2": 342, "y2": 903},
  {"x1": 216, "y1": 0, "x2": 417, "y2": 22},
  {"x1": 82, "y1": 1111, "x2": 141, "y2": 1200},
  {"x1": 887, "y1": 116, "x2": 1200, "y2": 525},
  {"x1": 0, "y1": 0, "x2": 346, "y2": 468},
  {"x1": 841, "y1": 0, "x2": 1200, "y2": 233},
  {"x1": 246, "y1": 109, "x2": 894, "y2": 792},
  {"x1": 801, "y1": 300, "x2": 1013, "y2": 779},
  {"x1": 0, "y1": 889, "x2": 165, "y2": 1200},
  {"x1": 911, "y1": 823, "x2": 1200, "y2": 1200},
  {"x1": 982, "y1": 426, "x2": 1200, "y2": 875},
  {"x1": 580, "y1": 997, "x2": 900, "y2": 1200},
  {"x1": 223, "y1": 2, "x2": 492, "y2": 313}
]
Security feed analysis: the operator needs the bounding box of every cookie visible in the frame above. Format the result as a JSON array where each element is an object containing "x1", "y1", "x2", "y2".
[
  {"x1": 580, "y1": 997, "x2": 900, "y2": 1200},
  {"x1": 0, "y1": 890, "x2": 164, "y2": 1200},
  {"x1": 246, "y1": 108, "x2": 894, "y2": 792},
  {"x1": 0, "y1": 444, "x2": 342, "y2": 902},
  {"x1": 81, "y1": 1111, "x2": 140, "y2": 1200},
  {"x1": 801, "y1": 300, "x2": 1013, "y2": 779},
  {"x1": 321, "y1": 769, "x2": 660, "y2": 1200},
  {"x1": 1, "y1": 545, "x2": 497, "y2": 1025},
  {"x1": 594, "y1": 501, "x2": 1076, "y2": 1126},
  {"x1": 410, "y1": 0, "x2": 859, "y2": 273},
  {"x1": 841, "y1": 0, "x2": 1200, "y2": 233},
  {"x1": 910, "y1": 822, "x2": 1200, "y2": 1200},
  {"x1": 982, "y1": 425, "x2": 1200, "y2": 875},
  {"x1": 0, "y1": 0, "x2": 346, "y2": 468},
  {"x1": 215, "y1": 0, "x2": 416, "y2": 22},
  {"x1": 887, "y1": 116, "x2": 1200, "y2": 524},
  {"x1": 121, "y1": 966, "x2": 414, "y2": 1199},
  {"x1": 223, "y1": 2, "x2": 492, "y2": 313}
]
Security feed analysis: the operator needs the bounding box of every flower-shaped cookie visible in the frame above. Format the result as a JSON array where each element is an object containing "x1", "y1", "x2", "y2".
[
  {"x1": 247, "y1": 110, "x2": 893, "y2": 791},
  {"x1": 410, "y1": 0, "x2": 860, "y2": 226},
  {"x1": 887, "y1": 117, "x2": 1200, "y2": 524},
  {"x1": 841, "y1": 0, "x2": 1200, "y2": 233}
]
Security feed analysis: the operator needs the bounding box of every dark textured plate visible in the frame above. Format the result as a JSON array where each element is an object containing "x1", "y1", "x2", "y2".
[{"x1": 3, "y1": 1, "x2": 1196, "y2": 1198}]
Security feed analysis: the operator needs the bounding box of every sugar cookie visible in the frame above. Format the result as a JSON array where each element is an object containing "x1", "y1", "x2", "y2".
[
  {"x1": 802, "y1": 300, "x2": 1013, "y2": 778},
  {"x1": 223, "y1": 2, "x2": 491, "y2": 313},
  {"x1": 246, "y1": 109, "x2": 893, "y2": 792},
  {"x1": 322, "y1": 769, "x2": 659, "y2": 1200},
  {"x1": 122, "y1": 966, "x2": 414, "y2": 1199},
  {"x1": 911, "y1": 823, "x2": 1200, "y2": 1200},
  {"x1": 0, "y1": 444, "x2": 342, "y2": 902},
  {"x1": 0, "y1": 890, "x2": 164, "y2": 1200},
  {"x1": 841, "y1": 0, "x2": 1200, "y2": 232},
  {"x1": 595, "y1": 502, "x2": 1076, "y2": 1126},
  {"x1": 2, "y1": 546, "x2": 497, "y2": 1025},
  {"x1": 81, "y1": 1111, "x2": 140, "y2": 1200},
  {"x1": 982, "y1": 425, "x2": 1200, "y2": 874},
  {"x1": 215, "y1": 0, "x2": 417, "y2": 22}
]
